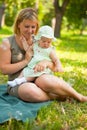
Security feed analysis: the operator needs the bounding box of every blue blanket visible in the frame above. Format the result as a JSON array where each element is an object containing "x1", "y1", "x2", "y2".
[{"x1": 0, "y1": 84, "x2": 51, "y2": 124}]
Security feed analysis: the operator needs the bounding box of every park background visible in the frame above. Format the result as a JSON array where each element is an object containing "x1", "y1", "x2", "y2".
[{"x1": 0, "y1": 0, "x2": 87, "y2": 129}]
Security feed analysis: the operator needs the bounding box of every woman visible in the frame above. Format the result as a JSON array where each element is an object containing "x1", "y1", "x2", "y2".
[{"x1": 0, "y1": 8, "x2": 87, "y2": 102}]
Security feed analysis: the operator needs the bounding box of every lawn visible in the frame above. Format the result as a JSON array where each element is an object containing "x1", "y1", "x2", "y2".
[{"x1": 0, "y1": 26, "x2": 87, "y2": 130}]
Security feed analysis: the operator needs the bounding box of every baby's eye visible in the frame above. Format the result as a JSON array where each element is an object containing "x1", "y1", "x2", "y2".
[{"x1": 42, "y1": 40, "x2": 46, "y2": 43}]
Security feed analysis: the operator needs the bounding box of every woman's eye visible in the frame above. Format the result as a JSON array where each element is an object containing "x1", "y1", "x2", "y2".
[
  {"x1": 24, "y1": 26, "x2": 36, "y2": 29},
  {"x1": 32, "y1": 26, "x2": 36, "y2": 29},
  {"x1": 25, "y1": 25, "x2": 29, "y2": 28}
]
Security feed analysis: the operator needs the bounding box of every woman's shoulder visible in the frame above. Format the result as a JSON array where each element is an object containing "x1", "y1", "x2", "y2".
[
  {"x1": 1, "y1": 35, "x2": 16, "y2": 49},
  {"x1": 2, "y1": 35, "x2": 15, "y2": 44},
  {"x1": 7, "y1": 35, "x2": 15, "y2": 43},
  {"x1": 0, "y1": 36, "x2": 14, "y2": 51}
]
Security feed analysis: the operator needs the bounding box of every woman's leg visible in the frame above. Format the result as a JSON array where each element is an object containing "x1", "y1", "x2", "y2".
[
  {"x1": 18, "y1": 82, "x2": 52, "y2": 102},
  {"x1": 35, "y1": 74, "x2": 87, "y2": 102}
]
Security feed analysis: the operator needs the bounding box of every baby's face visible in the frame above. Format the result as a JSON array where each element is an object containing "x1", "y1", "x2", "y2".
[{"x1": 39, "y1": 36, "x2": 52, "y2": 48}]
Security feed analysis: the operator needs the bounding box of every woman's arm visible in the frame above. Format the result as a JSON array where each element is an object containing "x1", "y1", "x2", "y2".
[{"x1": 0, "y1": 39, "x2": 30, "y2": 75}]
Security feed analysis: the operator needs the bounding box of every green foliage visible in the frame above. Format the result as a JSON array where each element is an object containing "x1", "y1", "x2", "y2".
[
  {"x1": 37, "y1": 1, "x2": 54, "y2": 26},
  {"x1": 65, "y1": 0, "x2": 87, "y2": 29},
  {"x1": 1, "y1": 0, "x2": 54, "y2": 27},
  {"x1": 5, "y1": 5, "x2": 18, "y2": 26},
  {"x1": 1, "y1": 0, "x2": 87, "y2": 34},
  {"x1": 42, "y1": 8, "x2": 54, "y2": 26},
  {"x1": 0, "y1": 0, "x2": 5, "y2": 5},
  {"x1": 4, "y1": 0, "x2": 36, "y2": 26}
]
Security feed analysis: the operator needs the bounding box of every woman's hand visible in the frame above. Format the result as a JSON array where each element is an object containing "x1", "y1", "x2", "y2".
[
  {"x1": 34, "y1": 60, "x2": 50, "y2": 73},
  {"x1": 20, "y1": 35, "x2": 34, "y2": 63},
  {"x1": 24, "y1": 45, "x2": 33, "y2": 63},
  {"x1": 20, "y1": 35, "x2": 33, "y2": 51}
]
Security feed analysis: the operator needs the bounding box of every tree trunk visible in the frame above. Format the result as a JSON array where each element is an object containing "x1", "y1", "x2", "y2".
[
  {"x1": 54, "y1": 0, "x2": 70, "y2": 38},
  {"x1": 54, "y1": 12, "x2": 63, "y2": 38},
  {"x1": 0, "y1": 4, "x2": 5, "y2": 29}
]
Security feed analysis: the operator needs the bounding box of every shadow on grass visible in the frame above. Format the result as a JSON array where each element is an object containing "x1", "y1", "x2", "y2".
[
  {"x1": 61, "y1": 58, "x2": 87, "y2": 68},
  {"x1": 55, "y1": 34, "x2": 87, "y2": 53}
]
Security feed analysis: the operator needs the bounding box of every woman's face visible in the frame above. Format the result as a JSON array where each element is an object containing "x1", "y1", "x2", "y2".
[{"x1": 18, "y1": 19, "x2": 37, "y2": 40}]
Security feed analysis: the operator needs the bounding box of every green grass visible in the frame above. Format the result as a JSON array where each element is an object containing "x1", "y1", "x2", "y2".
[
  {"x1": 0, "y1": 27, "x2": 87, "y2": 130},
  {"x1": 0, "y1": 26, "x2": 13, "y2": 43}
]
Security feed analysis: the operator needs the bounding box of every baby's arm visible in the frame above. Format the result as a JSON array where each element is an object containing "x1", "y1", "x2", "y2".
[{"x1": 49, "y1": 48, "x2": 63, "y2": 72}]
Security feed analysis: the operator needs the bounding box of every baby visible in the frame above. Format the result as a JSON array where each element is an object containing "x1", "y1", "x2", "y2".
[{"x1": 7, "y1": 25, "x2": 63, "y2": 87}]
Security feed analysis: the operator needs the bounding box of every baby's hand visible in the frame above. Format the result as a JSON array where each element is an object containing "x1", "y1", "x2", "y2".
[{"x1": 52, "y1": 65, "x2": 64, "y2": 73}]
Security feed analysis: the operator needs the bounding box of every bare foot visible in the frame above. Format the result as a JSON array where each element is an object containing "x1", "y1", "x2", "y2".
[{"x1": 79, "y1": 95, "x2": 87, "y2": 102}]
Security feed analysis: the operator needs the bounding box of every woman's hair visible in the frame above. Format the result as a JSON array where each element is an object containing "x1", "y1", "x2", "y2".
[{"x1": 14, "y1": 8, "x2": 39, "y2": 35}]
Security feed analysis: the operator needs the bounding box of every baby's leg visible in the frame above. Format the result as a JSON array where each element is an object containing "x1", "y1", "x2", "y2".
[
  {"x1": 27, "y1": 77, "x2": 36, "y2": 82},
  {"x1": 15, "y1": 77, "x2": 36, "y2": 85},
  {"x1": 7, "y1": 76, "x2": 36, "y2": 87},
  {"x1": 7, "y1": 71, "x2": 24, "y2": 87},
  {"x1": 7, "y1": 77, "x2": 27, "y2": 87},
  {"x1": 7, "y1": 80, "x2": 18, "y2": 87},
  {"x1": 7, "y1": 68, "x2": 36, "y2": 87},
  {"x1": 18, "y1": 71, "x2": 24, "y2": 78}
]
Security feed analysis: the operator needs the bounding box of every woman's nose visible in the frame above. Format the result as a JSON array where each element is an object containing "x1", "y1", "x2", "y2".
[{"x1": 28, "y1": 27, "x2": 32, "y2": 33}]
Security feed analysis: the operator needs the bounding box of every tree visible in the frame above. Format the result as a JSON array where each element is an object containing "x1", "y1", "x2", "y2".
[
  {"x1": 5, "y1": 0, "x2": 36, "y2": 26},
  {"x1": 65, "y1": 0, "x2": 87, "y2": 34},
  {"x1": 0, "y1": 0, "x2": 36, "y2": 27},
  {"x1": 53, "y1": 0, "x2": 70, "y2": 38},
  {"x1": 0, "y1": 3, "x2": 5, "y2": 28}
]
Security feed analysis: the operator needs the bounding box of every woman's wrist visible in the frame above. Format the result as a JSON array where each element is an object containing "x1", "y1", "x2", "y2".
[{"x1": 23, "y1": 59, "x2": 29, "y2": 66}]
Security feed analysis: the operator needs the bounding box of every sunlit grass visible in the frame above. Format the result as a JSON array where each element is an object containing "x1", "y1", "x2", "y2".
[
  {"x1": 0, "y1": 26, "x2": 13, "y2": 35},
  {"x1": 0, "y1": 26, "x2": 13, "y2": 43}
]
